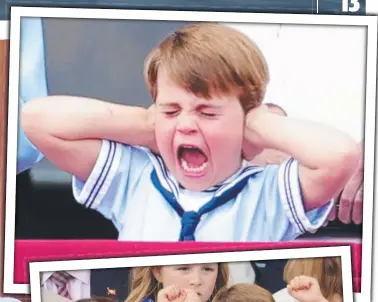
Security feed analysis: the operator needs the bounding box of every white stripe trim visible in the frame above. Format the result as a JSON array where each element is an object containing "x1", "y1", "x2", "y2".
[
  {"x1": 85, "y1": 141, "x2": 115, "y2": 209},
  {"x1": 157, "y1": 154, "x2": 179, "y2": 198},
  {"x1": 287, "y1": 159, "x2": 334, "y2": 233},
  {"x1": 214, "y1": 165, "x2": 264, "y2": 197},
  {"x1": 72, "y1": 140, "x2": 122, "y2": 210},
  {"x1": 72, "y1": 140, "x2": 111, "y2": 206},
  {"x1": 90, "y1": 142, "x2": 123, "y2": 210},
  {"x1": 137, "y1": 145, "x2": 264, "y2": 199},
  {"x1": 279, "y1": 158, "x2": 335, "y2": 235},
  {"x1": 286, "y1": 158, "x2": 306, "y2": 232},
  {"x1": 278, "y1": 158, "x2": 305, "y2": 234}
]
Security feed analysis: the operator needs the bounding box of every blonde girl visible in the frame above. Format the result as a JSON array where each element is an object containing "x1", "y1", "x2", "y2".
[{"x1": 125, "y1": 263, "x2": 229, "y2": 302}]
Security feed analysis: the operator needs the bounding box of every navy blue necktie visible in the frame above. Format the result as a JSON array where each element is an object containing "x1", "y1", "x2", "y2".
[{"x1": 151, "y1": 169, "x2": 257, "y2": 241}]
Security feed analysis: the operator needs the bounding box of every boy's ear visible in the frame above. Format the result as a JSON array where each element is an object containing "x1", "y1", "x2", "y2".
[{"x1": 152, "y1": 267, "x2": 161, "y2": 283}]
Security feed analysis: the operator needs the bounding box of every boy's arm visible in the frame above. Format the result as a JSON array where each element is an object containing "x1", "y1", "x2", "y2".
[
  {"x1": 22, "y1": 96, "x2": 156, "y2": 181},
  {"x1": 17, "y1": 97, "x2": 46, "y2": 174},
  {"x1": 244, "y1": 105, "x2": 359, "y2": 211}
]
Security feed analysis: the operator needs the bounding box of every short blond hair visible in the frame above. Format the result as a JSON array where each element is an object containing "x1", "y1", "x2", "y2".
[
  {"x1": 144, "y1": 22, "x2": 269, "y2": 112},
  {"x1": 283, "y1": 257, "x2": 343, "y2": 299},
  {"x1": 125, "y1": 263, "x2": 229, "y2": 302},
  {"x1": 212, "y1": 283, "x2": 275, "y2": 302}
]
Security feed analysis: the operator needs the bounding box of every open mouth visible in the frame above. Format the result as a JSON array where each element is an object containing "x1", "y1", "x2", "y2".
[{"x1": 177, "y1": 145, "x2": 209, "y2": 174}]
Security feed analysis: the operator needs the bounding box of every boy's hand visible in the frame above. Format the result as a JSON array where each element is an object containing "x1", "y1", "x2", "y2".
[
  {"x1": 146, "y1": 104, "x2": 159, "y2": 154},
  {"x1": 242, "y1": 105, "x2": 269, "y2": 161},
  {"x1": 242, "y1": 139, "x2": 263, "y2": 161},
  {"x1": 243, "y1": 100, "x2": 359, "y2": 212},
  {"x1": 157, "y1": 284, "x2": 187, "y2": 302},
  {"x1": 287, "y1": 276, "x2": 328, "y2": 302},
  {"x1": 328, "y1": 141, "x2": 363, "y2": 224}
]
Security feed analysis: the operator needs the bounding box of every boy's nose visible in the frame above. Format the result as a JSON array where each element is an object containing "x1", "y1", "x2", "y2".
[{"x1": 176, "y1": 114, "x2": 198, "y2": 135}]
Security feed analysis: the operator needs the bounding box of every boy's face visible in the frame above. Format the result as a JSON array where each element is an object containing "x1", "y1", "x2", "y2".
[{"x1": 154, "y1": 68, "x2": 244, "y2": 191}]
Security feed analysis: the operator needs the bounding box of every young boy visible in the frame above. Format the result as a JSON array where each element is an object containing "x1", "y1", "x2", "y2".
[
  {"x1": 21, "y1": 23, "x2": 359, "y2": 242},
  {"x1": 212, "y1": 283, "x2": 275, "y2": 302}
]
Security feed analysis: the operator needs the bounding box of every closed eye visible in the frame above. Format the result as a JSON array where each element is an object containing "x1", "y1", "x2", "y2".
[
  {"x1": 163, "y1": 110, "x2": 179, "y2": 116},
  {"x1": 201, "y1": 112, "x2": 217, "y2": 118}
]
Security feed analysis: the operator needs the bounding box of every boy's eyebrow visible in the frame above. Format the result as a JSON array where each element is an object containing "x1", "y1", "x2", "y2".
[
  {"x1": 157, "y1": 102, "x2": 223, "y2": 109},
  {"x1": 196, "y1": 103, "x2": 223, "y2": 110},
  {"x1": 157, "y1": 102, "x2": 179, "y2": 107}
]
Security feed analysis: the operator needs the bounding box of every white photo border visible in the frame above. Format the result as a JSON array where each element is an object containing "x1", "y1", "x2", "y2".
[
  {"x1": 366, "y1": 0, "x2": 378, "y2": 14},
  {"x1": 0, "y1": 21, "x2": 8, "y2": 39},
  {"x1": 29, "y1": 246, "x2": 353, "y2": 302},
  {"x1": 4, "y1": 7, "x2": 377, "y2": 302}
]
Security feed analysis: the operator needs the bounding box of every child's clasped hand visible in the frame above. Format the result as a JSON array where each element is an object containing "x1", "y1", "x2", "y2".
[
  {"x1": 287, "y1": 276, "x2": 328, "y2": 302},
  {"x1": 157, "y1": 284, "x2": 201, "y2": 302}
]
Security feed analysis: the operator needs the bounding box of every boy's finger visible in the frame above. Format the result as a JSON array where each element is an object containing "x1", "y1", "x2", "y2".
[
  {"x1": 352, "y1": 187, "x2": 363, "y2": 224},
  {"x1": 338, "y1": 170, "x2": 362, "y2": 224},
  {"x1": 338, "y1": 145, "x2": 363, "y2": 224},
  {"x1": 328, "y1": 203, "x2": 337, "y2": 221}
]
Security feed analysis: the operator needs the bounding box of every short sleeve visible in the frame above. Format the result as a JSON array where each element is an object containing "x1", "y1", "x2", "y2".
[
  {"x1": 17, "y1": 17, "x2": 48, "y2": 174},
  {"x1": 72, "y1": 140, "x2": 151, "y2": 231},
  {"x1": 19, "y1": 17, "x2": 48, "y2": 101},
  {"x1": 262, "y1": 158, "x2": 334, "y2": 241}
]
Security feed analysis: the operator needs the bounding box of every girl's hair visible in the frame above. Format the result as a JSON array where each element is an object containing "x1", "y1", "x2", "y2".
[
  {"x1": 212, "y1": 283, "x2": 275, "y2": 302},
  {"x1": 283, "y1": 257, "x2": 343, "y2": 299},
  {"x1": 75, "y1": 297, "x2": 116, "y2": 302},
  {"x1": 125, "y1": 263, "x2": 229, "y2": 302},
  {"x1": 144, "y1": 22, "x2": 269, "y2": 113}
]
